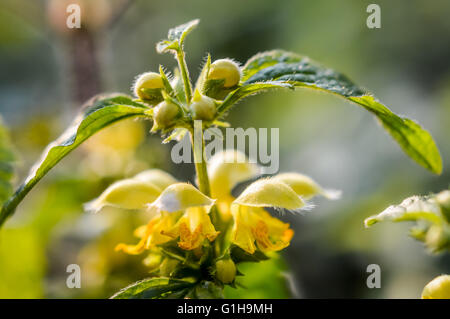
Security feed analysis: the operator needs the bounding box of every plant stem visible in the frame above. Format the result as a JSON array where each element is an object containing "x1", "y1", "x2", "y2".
[
  {"x1": 176, "y1": 49, "x2": 193, "y2": 103},
  {"x1": 189, "y1": 127, "x2": 223, "y2": 258},
  {"x1": 190, "y1": 128, "x2": 210, "y2": 197}
]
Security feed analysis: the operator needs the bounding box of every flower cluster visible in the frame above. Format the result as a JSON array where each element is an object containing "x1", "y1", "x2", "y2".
[{"x1": 88, "y1": 150, "x2": 339, "y2": 285}]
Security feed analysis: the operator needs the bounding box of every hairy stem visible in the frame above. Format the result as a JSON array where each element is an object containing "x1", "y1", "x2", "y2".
[
  {"x1": 190, "y1": 128, "x2": 210, "y2": 196},
  {"x1": 176, "y1": 50, "x2": 193, "y2": 103},
  {"x1": 189, "y1": 125, "x2": 223, "y2": 228}
]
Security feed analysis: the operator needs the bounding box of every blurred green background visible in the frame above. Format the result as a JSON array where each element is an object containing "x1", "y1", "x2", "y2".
[{"x1": 0, "y1": 0, "x2": 449, "y2": 298}]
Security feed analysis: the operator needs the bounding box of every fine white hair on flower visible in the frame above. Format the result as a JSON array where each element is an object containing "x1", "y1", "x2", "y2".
[{"x1": 146, "y1": 183, "x2": 215, "y2": 213}]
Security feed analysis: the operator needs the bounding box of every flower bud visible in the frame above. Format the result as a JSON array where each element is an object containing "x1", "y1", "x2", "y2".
[
  {"x1": 133, "y1": 72, "x2": 164, "y2": 102},
  {"x1": 425, "y1": 224, "x2": 449, "y2": 252},
  {"x1": 208, "y1": 59, "x2": 241, "y2": 88},
  {"x1": 421, "y1": 274, "x2": 450, "y2": 299},
  {"x1": 143, "y1": 253, "x2": 162, "y2": 271},
  {"x1": 437, "y1": 190, "x2": 450, "y2": 223},
  {"x1": 190, "y1": 90, "x2": 216, "y2": 121},
  {"x1": 436, "y1": 189, "x2": 450, "y2": 215},
  {"x1": 215, "y1": 258, "x2": 236, "y2": 284},
  {"x1": 152, "y1": 101, "x2": 180, "y2": 131}
]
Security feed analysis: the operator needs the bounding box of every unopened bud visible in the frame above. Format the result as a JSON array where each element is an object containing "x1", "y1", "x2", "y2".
[
  {"x1": 133, "y1": 72, "x2": 164, "y2": 103},
  {"x1": 436, "y1": 190, "x2": 450, "y2": 209},
  {"x1": 215, "y1": 258, "x2": 236, "y2": 284},
  {"x1": 152, "y1": 101, "x2": 180, "y2": 131},
  {"x1": 208, "y1": 59, "x2": 241, "y2": 88},
  {"x1": 190, "y1": 90, "x2": 216, "y2": 121},
  {"x1": 421, "y1": 274, "x2": 450, "y2": 299}
]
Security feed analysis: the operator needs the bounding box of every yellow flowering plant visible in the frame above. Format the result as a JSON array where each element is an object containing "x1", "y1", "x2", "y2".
[
  {"x1": 365, "y1": 189, "x2": 450, "y2": 299},
  {"x1": 0, "y1": 20, "x2": 443, "y2": 298}
]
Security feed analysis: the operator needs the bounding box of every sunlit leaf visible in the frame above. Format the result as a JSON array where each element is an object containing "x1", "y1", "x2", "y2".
[
  {"x1": 241, "y1": 50, "x2": 442, "y2": 174},
  {"x1": 0, "y1": 94, "x2": 150, "y2": 227},
  {"x1": 217, "y1": 81, "x2": 294, "y2": 115},
  {"x1": 224, "y1": 253, "x2": 290, "y2": 298},
  {"x1": 365, "y1": 190, "x2": 450, "y2": 253},
  {"x1": 111, "y1": 277, "x2": 194, "y2": 299},
  {"x1": 156, "y1": 19, "x2": 199, "y2": 54},
  {"x1": 186, "y1": 281, "x2": 224, "y2": 299},
  {"x1": 0, "y1": 116, "x2": 16, "y2": 205}
]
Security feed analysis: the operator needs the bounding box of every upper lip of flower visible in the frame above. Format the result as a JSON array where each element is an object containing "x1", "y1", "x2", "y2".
[{"x1": 87, "y1": 150, "x2": 340, "y2": 256}]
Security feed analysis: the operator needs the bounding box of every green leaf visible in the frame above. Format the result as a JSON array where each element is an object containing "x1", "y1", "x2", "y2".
[
  {"x1": 241, "y1": 50, "x2": 442, "y2": 174},
  {"x1": 188, "y1": 281, "x2": 224, "y2": 299},
  {"x1": 111, "y1": 277, "x2": 194, "y2": 299},
  {"x1": 365, "y1": 190, "x2": 450, "y2": 253},
  {"x1": 224, "y1": 253, "x2": 291, "y2": 299},
  {"x1": 217, "y1": 81, "x2": 294, "y2": 115},
  {"x1": 0, "y1": 94, "x2": 150, "y2": 227},
  {"x1": 156, "y1": 19, "x2": 199, "y2": 54},
  {"x1": 230, "y1": 245, "x2": 269, "y2": 263},
  {"x1": 0, "y1": 116, "x2": 16, "y2": 205},
  {"x1": 364, "y1": 195, "x2": 443, "y2": 227}
]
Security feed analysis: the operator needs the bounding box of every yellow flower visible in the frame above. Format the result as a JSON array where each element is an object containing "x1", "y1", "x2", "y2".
[
  {"x1": 90, "y1": 151, "x2": 339, "y2": 258},
  {"x1": 85, "y1": 169, "x2": 177, "y2": 213},
  {"x1": 208, "y1": 150, "x2": 259, "y2": 220},
  {"x1": 230, "y1": 179, "x2": 302, "y2": 254},
  {"x1": 115, "y1": 183, "x2": 218, "y2": 253},
  {"x1": 207, "y1": 150, "x2": 339, "y2": 254},
  {"x1": 231, "y1": 205, "x2": 294, "y2": 254},
  {"x1": 163, "y1": 206, "x2": 219, "y2": 250},
  {"x1": 422, "y1": 275, "x2": 450, "y2": 299},
  {"x1": 115, "y1": 212, "x2": 181, "y2": 255}
]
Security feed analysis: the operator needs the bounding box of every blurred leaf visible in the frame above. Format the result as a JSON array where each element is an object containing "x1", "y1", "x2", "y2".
[
  {"x1": 111, "y1": 277, "x2": 194, "y2": 299},
  {"x1": 224, "y1": 253, "x2": 291, "y2": 299},
  {"x1": 241, "y1": 50, "x2": 442, "y2": 174},
  {"x1": 156, "y1": 19, "x2": 199, "y2": 54},
  {"x1": 0, "y1": 227, "x2": 45, "y2": 298},
  {"x1": 0, "y1": 116, "x2": 16, "y2": 205},
  {"x1": 0, "y1": 94, "x2": 150, "y2": 227},
  {"x1": 365, "y1": 190, "x2": 450, "y2": 253}
]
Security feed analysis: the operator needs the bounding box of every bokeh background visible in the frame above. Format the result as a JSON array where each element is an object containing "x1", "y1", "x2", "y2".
[{"x1": 0, "y1": 0, "x2": 449, "y2": 298}]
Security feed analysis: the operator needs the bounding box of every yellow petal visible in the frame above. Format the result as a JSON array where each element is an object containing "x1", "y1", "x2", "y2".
[
  {"x1": 208, "y1": 150, "x2": 259, "y2": 200},
  {"x1": 115, "y1": 217, "x2": 160, "y2": 255},
  {"x1": 85, "y1": 179, "x2": 162, "y2": 213},
  {"x1": 233, "y1": 178, "x2": 304, "y2": 210},
  {"x1": 272, "y1": 172, "x2": 341, "y2": 200},
  {"x1": 231, "y1": 205, "x2": 293, "y2": 254},
  {"x1": 422, "y1": 275, "x2": 450, "y2": 299},
  {"x1": 149, "y1": 183, "x2": 214, "y2": 213},
  {"x1": 252, "y1": 209, "x2": 294, "y2": 252},
  {"x1": 133, "y1": 169, "x2": 177, "y2": 191},
  {"x1": 146, "y1": 212, "x2": 181, "y2": 248},
  {"x1": 164, "y1": 207, "x2": 219, "y2": 250},
  {"x1": 230, "y1": 205, "x2": 257, "y2": 254},
  {"x1": 115, "y1": 212, "x2": 181, "y2": 255}
]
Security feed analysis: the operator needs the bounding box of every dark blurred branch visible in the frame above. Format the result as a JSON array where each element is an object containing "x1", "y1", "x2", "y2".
[
  {"x1": 106, "y1": 0, "x2": 136, "y2": 30},
  {"x1": 68, "y1": 28, "x2": 101, "y2": 104},
  {"x1": 67, "y1": 0, "x2": 135, "y2": 105}
]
